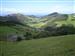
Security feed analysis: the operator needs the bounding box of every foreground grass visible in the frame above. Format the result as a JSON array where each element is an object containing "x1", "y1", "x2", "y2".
[{"x1": 0, "y1": 35, "x2": 75, "y2": 56}]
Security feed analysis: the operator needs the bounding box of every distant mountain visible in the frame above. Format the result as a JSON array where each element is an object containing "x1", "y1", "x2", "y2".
[
  {"x1": 46, "y1": 12, "x2": 59, "y2": 16},
  {"x1": 30, "y1": 12, "x2": 75, "y2": 28},
  {"x1": 0, "y1": 13, "x2": 39, "y2": 26},
  {"x1": 0, "y1": 14, "x2": 25, "y2": 25},
  {"x1": 0, "y1": 12, "x2": 75, "y2": 28},
  {"x1": 42, "y1": 12, "x2": 68, "y2": 20}
]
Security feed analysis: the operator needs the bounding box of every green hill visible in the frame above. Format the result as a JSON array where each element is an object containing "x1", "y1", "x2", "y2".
[
  {"x1": 30, "y1": 13, "x2": 75, "y2": 28},
  {"x1": 0, "y1": 14, "x2": 39, "y2": 41},
  {"x1": 0, "y1": 13, "x2": 75, "y2": 40},
  {"x1": 0, "y1": 26, "x2": 24, "y2": 41},
  {"x1": 0, "y1": 13, "x2": 75, "y2": 28},
  {"x1": 0, "y1": 35, "x2": 75, "y2": 56}
]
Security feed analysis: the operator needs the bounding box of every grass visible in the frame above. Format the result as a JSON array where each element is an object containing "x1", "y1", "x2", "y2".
[
  {"x1": 0, "y1": 26, "x2": 22, "y2": 40},
  {"x1": 30, "y1": 15, "x2": 75, "y2": 28},
  {"x1": 0, "y1": 35, "x2": 75, "y2": 56},
  {"x1": 0, "y1": 26, "x2": 18, "y2": 35},
  {"x1": 53, "y1": 15, "x2": 75, "y2": 27},
  {"x1": 55, "y1": 20, "x2": 75, "y2": 27},
  {"x1": 31, "y1": 22, "x2": 47, "y2": 28},
  {"x1": 0, "y1": 25, "x2": 32, "y2": 36}
]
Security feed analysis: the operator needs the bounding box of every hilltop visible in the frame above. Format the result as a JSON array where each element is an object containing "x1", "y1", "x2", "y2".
[{"x1": 32, "y1": 12, "x2": 75, "y2": 28}]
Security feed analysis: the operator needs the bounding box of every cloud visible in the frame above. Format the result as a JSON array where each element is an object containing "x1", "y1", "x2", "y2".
[
  {"x1": 1, "y1": 8, "x2": 24, "y2": 13},
  {"x1": 0, "y1": 4, "x2": 74, "y2": 15},
  {"x1": 1, "y1": 0, "x2": 74, "y2": 15}
]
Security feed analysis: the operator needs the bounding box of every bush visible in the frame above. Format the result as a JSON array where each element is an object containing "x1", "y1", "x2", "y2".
[
  {"x1": 44, "y1": 24, "x2": 75, "y2": 36},
  {"x1": 24, "y1": 32, "x2": 32, "y2": 40},
  {"x1": 17, "y1": 36, "x2": 22, "y2": 41}
]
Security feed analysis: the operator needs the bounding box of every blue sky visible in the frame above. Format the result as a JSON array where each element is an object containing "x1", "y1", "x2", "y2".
[{"x1": 0, "y1": 0, "x2": 75, "y2": 15}]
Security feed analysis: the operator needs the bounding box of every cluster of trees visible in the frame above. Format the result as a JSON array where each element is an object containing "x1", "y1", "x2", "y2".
[
  {"x1": 43, "y1": 24, "x2": 75, "y2": 36},
  {"x1": 17, "y1": 24, "x2": 75, "y2": 41}
]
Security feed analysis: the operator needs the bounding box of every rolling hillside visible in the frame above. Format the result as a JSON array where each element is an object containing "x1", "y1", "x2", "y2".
[
  {"x1": 0, "y1": 13, "x2": 75, "y2": 56},
  {"x1": 0, "y1": 14, "x2": 40, "y2": 41},
  {"x1": 31, "y1": 13, "x2": 75, "y2": 28},
  {"x1": 0, "y1": 35, "x2": 75, "y2": 56},
  {"x1": 0, "y1": 13, "x2": 75, "y2": 28},
  {"x1": 0, "y1": 12, "x2": 75, "y2": 40}
]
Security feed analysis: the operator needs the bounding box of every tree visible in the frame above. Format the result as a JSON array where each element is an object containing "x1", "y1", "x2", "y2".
[
  {"x1": 17, "y1": 36, "x2": 22, "y2": 41},
  {"x1": 24, "y1": 32, "x2": 32, "y2": 40}
]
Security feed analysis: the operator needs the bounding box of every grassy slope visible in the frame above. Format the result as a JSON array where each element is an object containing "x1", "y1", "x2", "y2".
[
  {"x1": 0, "y1": 35, "x2": 75, "y2": 56},
  {"x1": 31, "y1": 14, "x2": 75, "y2": 28},
  {"x1": 55, "y1": 15, "x2": 75, "y2": 27},
  {"x1": 31, "y1": 22, "x2": 47, "y2": 28},
  {"x1": 0, "y1": 26, "x2": 18, "y2": 35},
  {"x1": 54, "y1": 20, "x2": 75, "y2": 27},
  {"x1": 0, "y1": 26, "x2": 24, "y2": 36},
  {"x1": 0, "y1": 26, "x2": 24, "y2": 40}
]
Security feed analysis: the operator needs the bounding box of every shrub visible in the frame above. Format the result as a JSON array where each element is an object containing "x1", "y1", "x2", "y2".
[{"x1": 17, "y1": 36, "x2": 22, "y2": 41}]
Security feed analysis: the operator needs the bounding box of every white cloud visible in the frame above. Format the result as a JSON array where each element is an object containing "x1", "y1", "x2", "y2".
[
  {"x1": 1, "y1": 8, "x2": 25, "y2": 13},
  {"x1": 0, "y1": 4, "x2": 74, "y2": 15}
]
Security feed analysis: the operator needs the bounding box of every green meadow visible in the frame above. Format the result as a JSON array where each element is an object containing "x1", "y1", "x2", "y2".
[{"x1": 0, "y1": 35, "x2": 75, "y2": 56}]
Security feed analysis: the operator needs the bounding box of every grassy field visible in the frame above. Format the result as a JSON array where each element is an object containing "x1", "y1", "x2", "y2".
[
  {"x1": 0, "y1": 26, "x2": 17, "y2": 36},
  {"x1": 0, "y1": 35, "x2": 75, "y2": 56},
  {"x1": 0, "y1": 26, "x2": 26, "y2": 41}
]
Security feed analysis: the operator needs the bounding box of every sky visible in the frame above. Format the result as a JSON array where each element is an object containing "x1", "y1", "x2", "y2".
[{"x1": 0, "y1": 0, "x2": 75, "y2": 15}]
